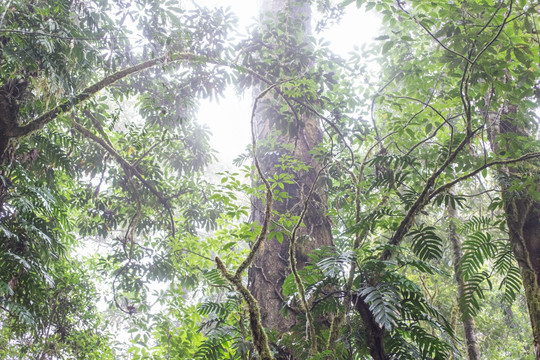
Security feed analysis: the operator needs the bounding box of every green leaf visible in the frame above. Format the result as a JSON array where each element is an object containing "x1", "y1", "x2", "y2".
[
  {"x1": 276, "y1": 231, "x2": 284, "y2": 244},
  {"x1": 382, "y1": 40, "x2": 395, "y2": 54},
  {"x1": 360, "y1": 284, "x2": 400, "y2": 331},
  {"x1": 409, "y1": 225, "x2": 443, "y2": 261}
]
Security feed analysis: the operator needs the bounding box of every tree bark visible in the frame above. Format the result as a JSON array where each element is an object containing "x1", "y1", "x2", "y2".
[
  {"x1": 352, "y1": 294, "x2": 388, "y2": 360},
  {"x1": 508, "y1": 200, "x2": 540, "y2": 359},
  {"x1": 448, "y1": 201, "x2": 481, "y2": 360},
  {"x1": 248, "y1": 0, "x2": 333, "y2": 337},
  {"x1": 488, "y1": 103, "x2": 540, "y2": 359}
]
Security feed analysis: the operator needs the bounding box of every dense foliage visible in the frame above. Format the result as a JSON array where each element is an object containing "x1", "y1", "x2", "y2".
[{"x1": 0, "y1": 0, "x2": 539, "y2": 359}]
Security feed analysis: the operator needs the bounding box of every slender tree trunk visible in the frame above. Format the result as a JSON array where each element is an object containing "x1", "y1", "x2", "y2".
[
  {"x1": 248, "y1": 0, "x2": 333, "y2": 338},
  {"x1": 448, "y1": 201, "x2": 481, "y2": 360},
  {"x1": 488, "y1": 103, "x2": 540, "y2": 359}
]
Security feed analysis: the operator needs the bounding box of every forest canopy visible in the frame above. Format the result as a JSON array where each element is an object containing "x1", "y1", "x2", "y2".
[{"x1": 0, "y1": 0, "x2": 539, "y2": 359}]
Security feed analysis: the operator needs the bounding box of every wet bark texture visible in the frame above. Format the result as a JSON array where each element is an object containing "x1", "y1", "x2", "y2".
[
  {"x1": 507, "y1": 199, "x2": 540, "y2": 360},
  {"x1": 448, "y1": 203, "x2": 481, "y2": 360},
  {"x1": 248, "y1": 110, "x2": 333, "y2": 333},
  {"x1": 352, "y1": 294, "x2": 388, "y2": 360},
  {"x1": 248, "y1": 0, "x2": 333, "y2": 335},
  {"x1": 488, "y1": 103, "x2": 540, "y2": 359}
]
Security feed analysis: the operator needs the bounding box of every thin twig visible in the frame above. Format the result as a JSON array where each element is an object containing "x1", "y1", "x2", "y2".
[
  {"x1": 429, "y1": 151, "x2": 540, "y2": 200},
  {"x1": 370, "y1": 72, "x2": 400, "y2": 142},
  {"x1": 471, "y1": 0, "x2": 513, "y2": 65},
  {"x1": 396, "y1": 1, "x2": 472, "y2": 64},
  {"x1": 475, "y1": 0, "x2": 505, "y2": 37},
  {"x1": 0, "y1": 1, "x2": 12, "y2": 29}
]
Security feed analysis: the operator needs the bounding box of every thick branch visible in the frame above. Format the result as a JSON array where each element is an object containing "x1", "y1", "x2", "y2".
[
  {"x1": 381, "y1": 127, "x2": 480, "y2": 260},
  {"x1": 7, "y1": 53, "x2": 199, "y2": 138},
  {"x1": 215, "y1": 257, "x2": 273, "y2": 360}
]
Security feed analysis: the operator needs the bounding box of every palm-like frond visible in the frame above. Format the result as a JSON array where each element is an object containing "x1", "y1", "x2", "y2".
[{"x1": 409, "y1": 225, "x2": 443, "y2": 261}]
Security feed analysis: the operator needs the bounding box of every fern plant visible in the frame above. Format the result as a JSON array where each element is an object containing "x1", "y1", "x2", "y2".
[
  {"x1": 457, "y1": 215, "x2": 523, "y2": 318},
  {"x1": 194, "y1": 293, "x2": 253, "y2": 360}
]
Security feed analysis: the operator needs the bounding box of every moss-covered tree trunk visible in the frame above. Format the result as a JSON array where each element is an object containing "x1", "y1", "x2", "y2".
[
  {"x1": 448, "y1": 202, "x2": 481, "y2": 360},
  {"x1": 247, "y1": 0, "x2": 333, "y2": 340},
  {"x1": 506, "y1": 199, "x2": 540, "y2": 359},
  {"x1": 488, "y1": 103, "x2": 540, "y2": 359}
]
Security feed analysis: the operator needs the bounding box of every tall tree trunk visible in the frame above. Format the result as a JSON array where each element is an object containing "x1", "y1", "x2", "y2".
[
  {"x1": 488, "y1": 103, "x2": 540, "y2": 359},
  {"x1": 247, "y1": 0, "x2": 333, "y2": 338},
  {"x1": 448, "y1": 201, "x2": 481, "y2": 360}
]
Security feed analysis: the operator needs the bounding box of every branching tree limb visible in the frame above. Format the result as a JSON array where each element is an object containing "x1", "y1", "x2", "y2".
[
  {"x1": 381, "y1": 0, "x2": 513, "y2": 260},
  {"x1": 381, "y1": 126, "x2": 481, "y2": 260},
  {"x1": 8, "y1": 55, "x2": 173, "y2": 138},
  {"x1": 430, "y1": 151, "x2": 540, "y2": 201}
]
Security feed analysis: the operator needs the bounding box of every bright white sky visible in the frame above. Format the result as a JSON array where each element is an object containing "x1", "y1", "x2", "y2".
[{"x1": 195, "y1": 0, "x2": 381, "y2": 166}]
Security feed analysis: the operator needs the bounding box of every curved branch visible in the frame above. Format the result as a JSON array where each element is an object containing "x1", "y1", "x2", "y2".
[
  {"x1": 471, "y1": 0, "x2": 513, "y2": 65},
  {"x1": 232, "y1": 83, "x2": 277, "y2": 279},
  {"x1": 396, "y1": 0, "x2": 472, "y2": 64},
  {"x1": 429, "y1": 151, "x2": 540, "y2": 201},
  {"x1": 7, "y1": 53, "x2": 200, "y2": 138},
  {"x1": 292, "y1": 97, "x2": 356, "y2": 164}
]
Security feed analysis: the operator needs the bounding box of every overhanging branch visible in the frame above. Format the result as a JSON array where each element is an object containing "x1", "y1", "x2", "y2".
[
  {"x1": 7, "y1": 53, "x2": 200, "y2": 138},
  {"x1": 430, "y1": 151, "x2": 540, "y2": 201}
]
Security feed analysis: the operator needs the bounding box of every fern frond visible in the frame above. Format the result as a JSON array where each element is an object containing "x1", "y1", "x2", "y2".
[
  {"x1": 493, "y1": 240, "x2": 513, "y2": 274},
  {"x1": 31, "y1": 133, "x2": 74, "y2": 174},
  {"x1": 408, "y1": 323, "x2": 452, "y2": 359},
  {"x1": 409, "y1": 225, "x2": 443, "y2": 261},
  {"x1": 461, "y1": 216, "x2": 493, "y2": 233},
  {"x1": 317, "y1": 251, "x2": 354, "y2": 279},
  {"x1": 360, "y1": 283, "x2": 400, "y2": 331},
  {"x1": 194, "y1": 335, "x2": 233, "y2": 360},
  {"x1": 459, "y1": 232, "x2": 496, "y2": 278},
  {"x1": 459, "y1": 270, "x2": 491, "y2": 318},
  {"x1": 499, "y1": 266, "x2": 522, "y2": 304},
  {"x1": 203, "y1": 269, "x2": 229, "y2": 287}
]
